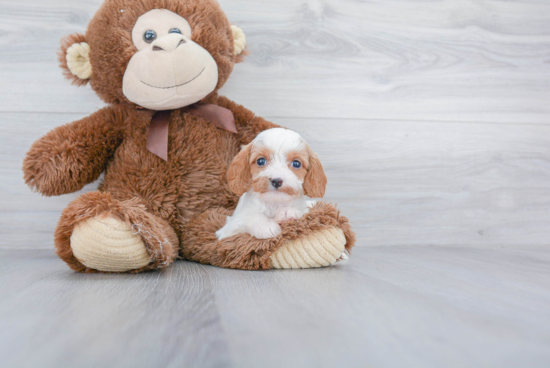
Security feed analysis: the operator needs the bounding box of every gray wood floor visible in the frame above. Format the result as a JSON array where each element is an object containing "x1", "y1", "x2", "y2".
[{"x1": 1, "y1": 247, "x2": 549, "y2": 368}]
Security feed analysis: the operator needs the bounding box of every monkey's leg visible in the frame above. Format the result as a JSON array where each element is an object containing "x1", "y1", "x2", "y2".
[
  {"x1": 55, "y1": 191, "x2": 179, "y2": 273},
  {"x1": 181, "y1": 202, "x2": 355, "y2": 270}
]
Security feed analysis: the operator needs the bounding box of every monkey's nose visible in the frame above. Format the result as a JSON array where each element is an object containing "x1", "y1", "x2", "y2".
[
  {"x1": 271, "y1": 178, "x2": 283, "y2": 189},
  {"x1": 151, "y1": 34, "x2": 187, "y2": 52},
  {"x1": 153, "y1": 40, "x2": 185, "y2": 51}
]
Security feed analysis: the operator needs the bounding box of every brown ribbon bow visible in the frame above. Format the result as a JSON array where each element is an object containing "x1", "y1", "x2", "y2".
[{"x1": 146, "y1": 103, "x2": 238, "y2": 161}]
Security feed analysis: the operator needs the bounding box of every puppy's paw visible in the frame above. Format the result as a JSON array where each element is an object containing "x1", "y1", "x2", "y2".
[
  {"x1": 274, "y1": 208, "x2": 303, "y2": 224},
  {"x1": 250, "y1": 221, "x2": 281, "y2": 239},
  {"x1": 215, "y1": 228, "x2": 226, "y2": 240}
]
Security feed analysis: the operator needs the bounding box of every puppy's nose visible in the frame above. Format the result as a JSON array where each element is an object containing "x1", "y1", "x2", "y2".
[{"x1": 271, "y1": 178, "x2": 283, "y2": 189}]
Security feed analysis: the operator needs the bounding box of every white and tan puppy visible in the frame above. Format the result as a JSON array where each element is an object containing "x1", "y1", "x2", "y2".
[{"x1": 216, "y1": 128, "x2": 327, "y2": 240}]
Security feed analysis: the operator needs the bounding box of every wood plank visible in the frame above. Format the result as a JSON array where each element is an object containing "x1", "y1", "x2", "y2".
[
  {"x1": 0, "y1": 250, "x2": 232, "y2": 368},
  {"x1": 3, "y1": 112, "x2": 550, "y2": 248},
  {"x1": 1, "y1": 247, "x2": 549, "y2": 368},
  {"x1": 1, "y1": 0, "x2": 550, "y2": 123}
]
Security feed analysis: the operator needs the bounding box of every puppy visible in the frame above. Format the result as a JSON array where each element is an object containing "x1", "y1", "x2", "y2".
[{"x1": 216, "y1": 128, "x2": 327, "y2": 240}]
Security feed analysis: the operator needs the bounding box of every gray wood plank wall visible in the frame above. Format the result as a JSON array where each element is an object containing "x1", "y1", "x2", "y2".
[{"x1": 1, "y1": 0, "x2": 550, "y2": 248}]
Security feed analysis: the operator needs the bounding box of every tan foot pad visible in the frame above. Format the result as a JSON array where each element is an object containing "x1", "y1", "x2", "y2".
[
  {"x1": 70, "y1": 216, "x2": 151, "y2": 272},
  {"x1": 270, "y1": 227, "x2": 346, "y2": 269}
]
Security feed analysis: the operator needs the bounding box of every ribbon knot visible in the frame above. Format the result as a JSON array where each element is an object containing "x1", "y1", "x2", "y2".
[{"x1": 146, "y1": 103, "x2": 237, "y2": 161}]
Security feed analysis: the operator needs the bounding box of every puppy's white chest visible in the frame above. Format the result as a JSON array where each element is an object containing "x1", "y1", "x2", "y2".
[{"x1": 262, "y1": 202, "x2": 290, "y2": 219}]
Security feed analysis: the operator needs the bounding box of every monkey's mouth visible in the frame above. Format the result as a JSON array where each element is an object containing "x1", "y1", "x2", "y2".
[{"x1": 140, "y1": 67, "x2": 206, "y2": 89}]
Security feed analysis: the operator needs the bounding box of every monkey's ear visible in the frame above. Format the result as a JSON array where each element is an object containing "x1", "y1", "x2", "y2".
[
  {"x1": 231, "y1": 25, "x2": 247, "y2": 62},
  {"x1": 58, "y1": 33, "x2": 92, "y2": 86}
]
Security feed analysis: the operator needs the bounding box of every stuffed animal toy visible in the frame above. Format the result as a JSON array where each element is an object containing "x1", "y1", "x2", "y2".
[{"x1": 22, "y1": 0, "x2": 355, "y2": 273}]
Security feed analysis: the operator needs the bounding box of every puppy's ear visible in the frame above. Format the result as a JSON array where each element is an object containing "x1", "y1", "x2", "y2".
[
  {"x1": 227, "y1": 143, "x2": 253, "y2": 196},
  {"x1": 59, "y1": 33, "x2": 92, "y2": 86},
  {"x1": 303, "y1": 146, "x2": 327, "y2": 198}
]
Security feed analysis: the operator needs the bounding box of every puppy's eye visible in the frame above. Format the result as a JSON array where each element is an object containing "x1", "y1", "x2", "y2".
[
  {"x1": 292, "y1": 160, "x2": 302, "y2": 169},
  {"x1": 257, "y1": 158, "x2": 267, "y2": 166},
  {"x1": 169, "y1": 28, "x2": 182, "y2": 34},
  {"x1": 144, "y1": 30, "x2": 157, "y2": 43}
]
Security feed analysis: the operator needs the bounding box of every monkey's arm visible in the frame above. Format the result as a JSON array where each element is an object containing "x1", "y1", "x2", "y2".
[
  {"x1": 23, "y1": 105, "x2": 127, "y2": 196},
  {"x1": 217, "y1": 96, "x2": 280, "y2": 145}
]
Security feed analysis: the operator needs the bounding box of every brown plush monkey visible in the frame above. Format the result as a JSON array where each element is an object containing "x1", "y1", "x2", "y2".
[{"x1": 23, "y1": 0, "x2": 355, "y2": 273}]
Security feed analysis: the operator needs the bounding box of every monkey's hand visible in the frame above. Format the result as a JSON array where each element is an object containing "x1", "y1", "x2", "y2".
[{"x1": 23, "y1": 106, "x2": 125, "y2": 196}]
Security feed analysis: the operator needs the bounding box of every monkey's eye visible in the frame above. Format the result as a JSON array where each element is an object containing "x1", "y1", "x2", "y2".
[
  {"x1": 257, "y1": 158, "x2": 267, "y2": 167},
  {"x1": 143, "y1": 30, "x2": 157, "y2": 43},
  {"x1": 292, "y1": 160, "x2": 302, "y2": 169},
  {"x1": 169, "y1": 28, "x2": 182, "y2": 34}
]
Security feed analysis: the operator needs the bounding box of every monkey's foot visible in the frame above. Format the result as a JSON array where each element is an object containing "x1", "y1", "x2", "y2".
[
  {"x1": 56, "y1": 191, "x2": 179, "y2": 273},
  {"x1": 269, "y1": 227, "x2": 346, "y2": 269},
  {"x1": 70, "y1": 216, "x2": 151, "y2": 272}
]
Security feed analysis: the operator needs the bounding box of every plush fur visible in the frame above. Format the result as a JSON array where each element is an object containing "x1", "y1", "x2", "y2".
[
  {"x1": 22, "y1": 0, "x2": 355, "y2": 272},
  {"x1": 184, "y1": 202, "x2": 355, "y2": 270}
]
